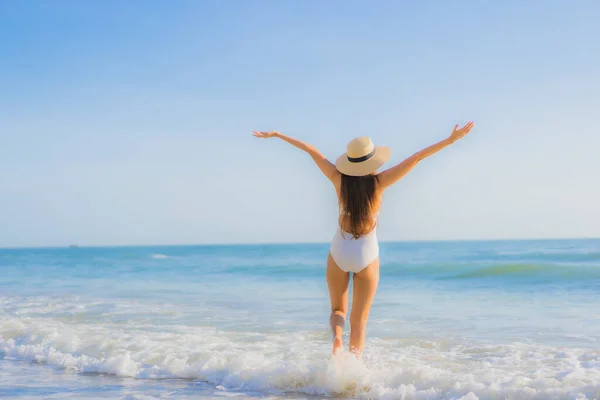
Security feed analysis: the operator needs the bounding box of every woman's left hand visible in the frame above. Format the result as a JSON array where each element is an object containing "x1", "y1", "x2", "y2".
[{"x1": 253, "y1": 130, "x2": 279, "y2": 138}]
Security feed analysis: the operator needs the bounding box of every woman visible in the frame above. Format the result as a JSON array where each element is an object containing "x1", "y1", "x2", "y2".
[{"x1": 253, "y1": 122, "x2": 474, "y2": 356}]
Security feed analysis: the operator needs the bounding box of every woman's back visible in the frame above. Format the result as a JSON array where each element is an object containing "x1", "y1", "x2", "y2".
[{"x1": 336, "y1": 173, "x2": 383, "y2": 238}]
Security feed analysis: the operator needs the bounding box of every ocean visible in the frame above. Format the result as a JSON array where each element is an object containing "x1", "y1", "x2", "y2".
[{"x1": 1, "y1": 239, "x2": 600, "y2": 399}]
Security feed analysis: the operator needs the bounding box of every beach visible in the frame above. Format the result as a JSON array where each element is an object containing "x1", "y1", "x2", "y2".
[{"x1": 1, "y1": 239, "x2": 600, "y2": 399}]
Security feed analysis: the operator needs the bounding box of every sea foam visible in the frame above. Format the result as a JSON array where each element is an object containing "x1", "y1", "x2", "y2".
[{"x1": 2, "y1": 297, "x2": 600, "y2": 400}]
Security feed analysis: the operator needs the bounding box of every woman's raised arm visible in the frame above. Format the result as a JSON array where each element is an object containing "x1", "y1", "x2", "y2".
[
  {"x1": 253, "y1": 130, "x2": 340, "y2": 185},
  {"x1": 377, "y1": 121, "x2": 474, "y2": 189}
]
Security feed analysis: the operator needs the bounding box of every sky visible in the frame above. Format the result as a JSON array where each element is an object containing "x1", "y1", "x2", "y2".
[{"x1": 1, "y1": 0, "x2": 599, "y2": 247}]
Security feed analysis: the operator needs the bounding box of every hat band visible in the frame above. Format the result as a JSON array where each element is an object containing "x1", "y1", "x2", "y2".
[{"x1": 347, "y1": 148, "x2": 376, "y2": 163}]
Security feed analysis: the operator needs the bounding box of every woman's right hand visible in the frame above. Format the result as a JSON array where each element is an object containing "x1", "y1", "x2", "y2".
[
  {"x1": 448, "y1": 121, "x2": 475, "y2": 143},
  {"x1": 253, "y1": 130, "x2": 279, "y2": 139}
]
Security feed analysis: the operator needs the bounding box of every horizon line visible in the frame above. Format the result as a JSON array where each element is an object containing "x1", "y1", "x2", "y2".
[{"x1": 1, "y1": 236, "x2": 599, "y2": 250}]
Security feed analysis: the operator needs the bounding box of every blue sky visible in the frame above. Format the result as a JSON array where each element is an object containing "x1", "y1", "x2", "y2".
[{"x1": 1, "y1": 0, "x2": 599, "y2": 247}]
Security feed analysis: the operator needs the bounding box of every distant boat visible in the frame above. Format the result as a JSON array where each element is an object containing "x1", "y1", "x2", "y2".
[{"x1": 69, "y1": 245, "x2": 79, "y2": 249}]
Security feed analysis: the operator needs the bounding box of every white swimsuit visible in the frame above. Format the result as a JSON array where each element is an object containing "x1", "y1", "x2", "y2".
[{"x1": 329, "y1": 211, "x2": 380, "y2": 273}]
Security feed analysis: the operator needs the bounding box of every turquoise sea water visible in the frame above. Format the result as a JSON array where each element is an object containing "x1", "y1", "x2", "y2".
[{"x1": 1, "y1": 239, "x2": 600, "y2": 399}]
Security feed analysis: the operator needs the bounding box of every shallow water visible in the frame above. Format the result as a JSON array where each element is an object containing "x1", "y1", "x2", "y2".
[{"x1": 1, "y1": 239, "x2": 600, "y2": 399}]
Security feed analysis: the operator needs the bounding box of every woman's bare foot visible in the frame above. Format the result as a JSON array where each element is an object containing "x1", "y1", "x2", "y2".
[
  {"x1": 332, "y1": 336, "x2": 343, "y2": 355},
  {"x1": 350, "y1": 346, "x2": 362, "y2": 359}
]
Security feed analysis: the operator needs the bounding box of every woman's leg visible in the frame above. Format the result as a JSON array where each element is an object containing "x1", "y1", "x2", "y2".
[
  {"x1": 326, "y1": 253, "x2": 349, "y2": 355},
  {"x1": 349, "y1": 258, "x2": 380, "y2": 356}
]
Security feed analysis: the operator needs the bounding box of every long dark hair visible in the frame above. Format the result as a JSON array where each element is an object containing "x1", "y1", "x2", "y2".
[{"x1": 340, "y1": 173, "x2": 380, "y2": 239}]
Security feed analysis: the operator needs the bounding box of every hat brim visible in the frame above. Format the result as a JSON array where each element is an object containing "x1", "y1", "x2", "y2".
[{"x1": 335, "y1": 146, "x2": 391, "y2": 177}]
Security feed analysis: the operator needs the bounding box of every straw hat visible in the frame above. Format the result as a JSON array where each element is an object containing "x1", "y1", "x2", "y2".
[{"x1": 335, "y1": 136, "x2": 391, "y2": 176}]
